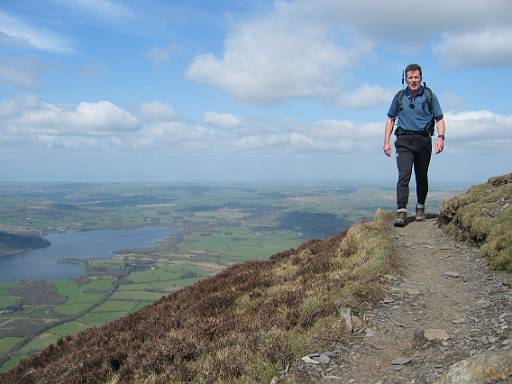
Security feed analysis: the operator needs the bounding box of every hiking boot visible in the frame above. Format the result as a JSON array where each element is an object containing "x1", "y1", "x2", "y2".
[
  {"x1": 394, "y1": 211, "x2": 407, "y2": 227},
  {"x1": 415, "y1": 207, "x2": 425, "y2": 222}
]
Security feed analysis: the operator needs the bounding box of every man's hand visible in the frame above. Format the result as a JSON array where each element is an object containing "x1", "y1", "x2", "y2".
[
  {"x1": 383, "y1": 142, "x2": 392, "y2": 157},
  {"x1": 435, "y1": 137, "x2": 444, "y2": 154}
]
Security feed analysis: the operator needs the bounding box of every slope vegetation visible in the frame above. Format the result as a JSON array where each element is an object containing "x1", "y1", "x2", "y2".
[
  {"x1": 438, "y1": 173, "x2": 512, "y2": 271},
  {"x1": 0, "y1": 211, "x2": 396, "y2": 383}
]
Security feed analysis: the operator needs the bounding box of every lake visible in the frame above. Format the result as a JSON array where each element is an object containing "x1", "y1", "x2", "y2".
[{"x1": 0, "y1": 226, "x2": 174, "y2": 281}]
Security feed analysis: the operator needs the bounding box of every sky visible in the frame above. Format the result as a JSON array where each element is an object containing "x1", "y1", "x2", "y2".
[{"x1": 0, "y1": 0, "x2": 511, "y2": 185}]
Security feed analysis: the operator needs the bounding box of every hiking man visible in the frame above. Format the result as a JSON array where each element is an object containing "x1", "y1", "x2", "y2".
[{"x1": 383, "y1": 63, "x2": 445, "y2": 227}]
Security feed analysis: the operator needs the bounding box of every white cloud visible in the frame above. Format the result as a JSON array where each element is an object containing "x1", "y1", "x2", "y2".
[
  {"x1": 337, "y1": 85, "x2": 393, "y2": 109},
  {"x1": 445, "y1": 111, "x2": 512, "y2": 144},
  {"x1": 140, "y1": 101, "x2": 176, "y2": 120},
  {"x1": 0, "y1": 11, "x2": 72, "y2": 53},
  {"x1": 433, "y1": 27, "x2": 512, "y2": 68},
  {"x1": 14, "y1": 101, "x2": 138, "y2": 139},
  {"x1": 441, "y1": 92, "x2": 464, "y2": 112},
  {"x1": 203, "y1": 112, "x2": 241, "y2": 129},
  {"x1": 187, "y1": 8, "x2": 371, "y2": 104}
]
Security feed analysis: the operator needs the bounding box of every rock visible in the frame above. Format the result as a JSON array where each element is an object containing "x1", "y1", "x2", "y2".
[
  {"x1": 338, "y1": 307, "x2": 353, "y2": 332},
  {"x1": 312, "y1": 354, "x2": 331, "y2": 364},
  {"x1": 452, "y1": 318, "x2": 465, "y2": 324},
  {"x1": 383, "y1": 297, "x2": 395, "y2": 304},
  {"x1": 475, "y1": 299, "x2": 492, "y2": 308},
  {"x1": 390, "y1": 356, "x2": 411, "y2": 365},
  {"x1": 502, "y1": 339, "x2": 512, "y2": 346},
  {"x1": 424, "y1": 328, "x2": 450, "y2": 341},
  {"x1": 301, "y1": 356, "x2": 319, "y2": 364},
  {"x1": 445, "y1": 271, "x2": 461, "y2": 278},
  {"x1": 433, "y1": 349, "x2": 512, "y2": 384},
  {"x1": 365, "y1": 327, "x2": 376, "y2": 337},
  {"x1": 403, "y1": 288, "x2": 421, "y2": 295}
]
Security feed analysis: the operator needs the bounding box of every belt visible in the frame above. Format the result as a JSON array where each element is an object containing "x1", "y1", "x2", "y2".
[{"x1": 395, "y1": 127, "x2": 430, "y2": 136}]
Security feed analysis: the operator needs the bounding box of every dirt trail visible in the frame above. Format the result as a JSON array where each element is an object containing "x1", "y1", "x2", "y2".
[{"x1": 287, "y1": 218, "x2": 512, "y2": 383}]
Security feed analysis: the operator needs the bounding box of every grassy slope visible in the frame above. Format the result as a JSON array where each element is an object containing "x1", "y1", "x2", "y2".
[
  {"x1": 0, "y1": 210, "x2": 397, "y2": 384},
  {"x1": 438, "y1": 173, "x2": 512, "y2": 271}
]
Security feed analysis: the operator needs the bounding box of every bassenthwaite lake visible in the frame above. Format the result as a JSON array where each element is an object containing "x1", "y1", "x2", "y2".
[{"x1": 0, "y1": 227, "x2": 174, "y2": 281}]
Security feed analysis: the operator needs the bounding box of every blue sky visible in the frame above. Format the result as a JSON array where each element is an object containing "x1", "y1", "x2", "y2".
[{"x1": 0, "y1": 0, "x2": 511, "y2": 184}]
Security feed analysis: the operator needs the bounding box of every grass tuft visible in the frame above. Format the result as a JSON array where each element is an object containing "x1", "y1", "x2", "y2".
[{"x1": 438, "y1": 173, "x2": 512, "y2": 271}]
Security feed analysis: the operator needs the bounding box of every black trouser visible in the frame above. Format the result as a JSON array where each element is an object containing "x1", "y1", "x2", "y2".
[{"x1": 395, "y1": 135, "x2": 432, "y2": 210}]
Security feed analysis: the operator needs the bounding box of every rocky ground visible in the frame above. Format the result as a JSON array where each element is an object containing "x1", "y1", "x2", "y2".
[{"x1": 276, "y1": 217, "x2": 512, "y2": 384}]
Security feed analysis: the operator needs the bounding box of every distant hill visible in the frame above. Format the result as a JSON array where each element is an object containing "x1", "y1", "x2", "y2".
[
  {"x1": 0, "y1": 229, "x2": 50, "y2": 257},
  {"x1": 438, "y1": 173, "x2": 512, "y2": 271},
  {"x1": 0, "y1": 211, "x2": 396, "y2": 383}
]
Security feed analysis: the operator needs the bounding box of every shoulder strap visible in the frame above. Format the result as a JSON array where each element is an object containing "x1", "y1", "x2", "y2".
[
  {"x1": 396, "y1": 89, "x2": 404, "y2": 111},
  {"x1": 423, "y1": 85, "x2": 433, "y2": 112}
]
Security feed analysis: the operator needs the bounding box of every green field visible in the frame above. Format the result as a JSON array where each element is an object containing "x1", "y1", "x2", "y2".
[
  {"x1": 178, "y1": 226, "x2": 302, "y2": 261},
  {"x1": 48, "y1": 321, "x2": 89, "y2": 338}
]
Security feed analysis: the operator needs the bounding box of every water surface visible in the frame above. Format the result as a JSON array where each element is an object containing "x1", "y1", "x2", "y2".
[{"x1": 0, "y1": 226, "x2": 174, "y2": 281}]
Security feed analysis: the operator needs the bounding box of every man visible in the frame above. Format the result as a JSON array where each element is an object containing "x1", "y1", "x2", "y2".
[{"x1": 383, "y1": 63, "x2": 445, "y2": 227}]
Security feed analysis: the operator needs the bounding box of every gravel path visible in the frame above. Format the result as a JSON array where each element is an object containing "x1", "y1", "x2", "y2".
[{"x1": 279, "y1": 218, "x2": 512, "y2": 384}]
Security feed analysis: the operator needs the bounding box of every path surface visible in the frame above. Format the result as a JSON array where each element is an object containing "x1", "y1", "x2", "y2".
[{"x1": 283, "y1": 218, "x2": 512, "y2": 383}]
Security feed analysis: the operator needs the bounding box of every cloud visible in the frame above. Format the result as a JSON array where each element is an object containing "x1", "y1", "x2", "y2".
[
  {"x1": 187, "y1": 7, "x2": 371, "y2": 104},
  {"x1": 140, "y1": 101, "x2": 176, "y2": 120},
  {"x1": 145, "y1": 44, "x2": 177, "y2": 64},
  {"x1": 50, "y1": 0, "x2": 133, "y2": 23},
  {"x1": 433, "y1": 27, "x2": 512, "y2": 68},
  {"x1": 337, "y1": 85, "x2": 393, "y2": 109},
  {"x1": 0, "y1": 11, "x2": 72, "y2": 53},
  {"x1": 203, "y1": 112, "x2": 241, "y2": 129},
  {"x1": 13, "y1": 101, "x2": 138, "y2": 140},
  {"x1": 444, "y1": 111, "x2": 512, "y2": 146}
]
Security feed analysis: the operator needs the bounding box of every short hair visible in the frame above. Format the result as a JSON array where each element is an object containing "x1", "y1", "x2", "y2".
[{"x1": 405, "y1": 63, "x2": 422, "y2": 78}]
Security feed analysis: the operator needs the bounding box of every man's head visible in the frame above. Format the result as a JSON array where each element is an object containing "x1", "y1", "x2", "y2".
[{"x1": 405, "y1": 63, "x2": 422, "y2": 93}]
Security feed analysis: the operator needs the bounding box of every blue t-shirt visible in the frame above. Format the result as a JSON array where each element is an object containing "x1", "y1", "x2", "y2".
[{"x1": 387, "y1": 86, "x2": 443, "y2": 132}]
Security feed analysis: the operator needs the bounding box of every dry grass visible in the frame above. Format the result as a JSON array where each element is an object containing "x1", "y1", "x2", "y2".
[
  {"x1": 1, "y1": 210, "x2": 397, "y2": 384},
  {"x1": 438, "y1": 173, "x2": 512, "y2": 271}
]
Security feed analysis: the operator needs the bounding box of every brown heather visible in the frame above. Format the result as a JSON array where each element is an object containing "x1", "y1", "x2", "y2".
[{"x1": 0, "y1": 210, "x2": 396, "y2": 384}]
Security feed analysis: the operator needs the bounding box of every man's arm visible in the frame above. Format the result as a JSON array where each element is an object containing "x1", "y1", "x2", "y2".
[
  {"x1": 383, "y1": 117, "x2": 395, "y2": 157},
  {"x1": 435, "y1": 117, "x2": 445, "y2": 154}
]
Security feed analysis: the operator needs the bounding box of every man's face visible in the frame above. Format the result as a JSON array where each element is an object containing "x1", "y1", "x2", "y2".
[{"x1": 406, "y1": 70, "x2": 421, "y2": 92}]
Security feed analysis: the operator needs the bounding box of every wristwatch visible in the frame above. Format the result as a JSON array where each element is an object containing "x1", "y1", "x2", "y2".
[{"x1": 438, "y1": 135, "x2": 445, "y2": 140}]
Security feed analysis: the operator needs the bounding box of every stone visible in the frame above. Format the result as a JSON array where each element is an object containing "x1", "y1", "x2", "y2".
[
  {"x1": 403, "y1": 288, "x2": 421, "y2": 295},
  {"x1": 452, "y1": 318, "x2": 465, "y2": 324},
  {"x1": 424, "y1": 328, "x2": 450, "y2": 341},
  {"x1": 390, "y1": 356, "x2": 411, "y2": 365},
  {"x1": 475, "y1": 299, "x2": 492, "y2": 308},
  {"x1": 383, "y1": 297, "x2": 395, "y2": 304},
  {"x1": 301, "y1": 356, "x2": 319, "y2": 364},
  {"x1": 312, "y1": 354, "x2": 331, "y2": 364},
  {"x1": 365, "y1": 327, "x2": 376, "y2": 337},
  {"x1": 433, "y1": 349, "x2": 512, "y2": 384},
  {"x1": 502, "y1": 339, "x2": 512, "y2": 346},
  {"x1": 338, "y1": 307, "x2": 353, "y2": 332},
  {"x1": 445, "y1": 271, "x2": 460, "y2": 278}
]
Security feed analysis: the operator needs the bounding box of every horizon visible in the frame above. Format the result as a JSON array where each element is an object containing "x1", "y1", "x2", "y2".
[{"x1": 1, "y1": 1, "x2": 510, "y2": 183}]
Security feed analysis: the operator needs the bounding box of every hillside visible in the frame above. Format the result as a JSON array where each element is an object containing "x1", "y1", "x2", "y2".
[
  {"x1": 0, "y1": 211, "x2": 396, "y2": 383},
  {"x1": 0, "y1": 228, "x2": 51, "y2": 257},
  {"x1": 438, "y1": 173, "x2": 512, "y2": 271}
]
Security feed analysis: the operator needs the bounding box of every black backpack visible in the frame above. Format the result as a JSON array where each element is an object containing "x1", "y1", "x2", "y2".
[{"x1": 395, "y1": 83, "x2": 435, "y2": 135}]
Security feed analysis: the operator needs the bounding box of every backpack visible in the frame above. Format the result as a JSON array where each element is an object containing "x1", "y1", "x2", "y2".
[{"x1": 395, "y1": 83, "x2": 435, "y2": 135}]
